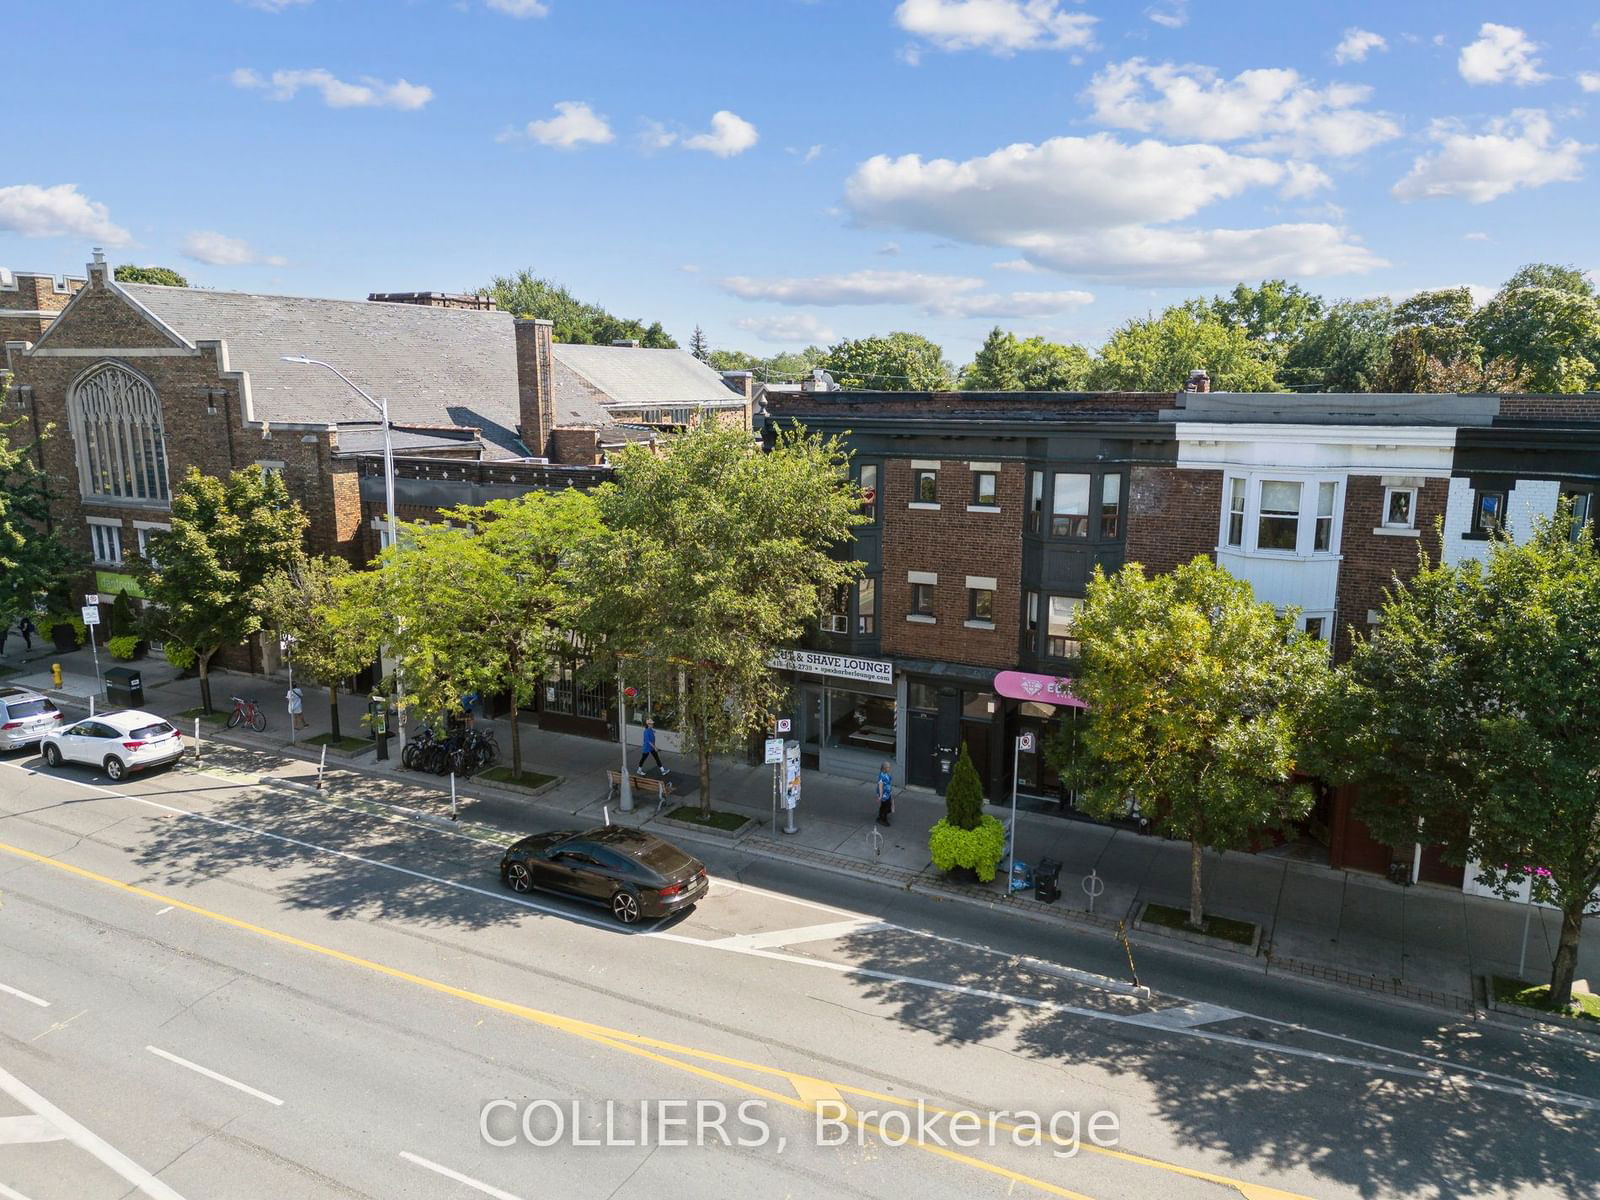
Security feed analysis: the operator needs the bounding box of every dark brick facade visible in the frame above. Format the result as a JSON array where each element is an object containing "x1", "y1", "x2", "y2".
[
  {"x1": 0, "y1": 270, "x2": 84, "y2": 346},
  {"x1": 878, "y1": 458, "x2": 1026, "y2": 671},
  {"x1": 1331, "y1": 475, "x2": 1447, "y2": 660},
  {"x1": 1123, "y1": 464, "x2": 1222, "y2": 576}
]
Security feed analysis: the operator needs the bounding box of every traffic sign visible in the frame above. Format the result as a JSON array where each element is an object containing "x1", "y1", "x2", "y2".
[
  {"x1": 84, "y1": 593, "x2": 100, "y2": 606},
  {"x1": 1018, "y1": 731, "x2": 1035, "y2": 753},
  {"x1": 764, "y1": 737, "x2": 784, "y2": 765},
  {"x1": 80, "y1": 605, "x2": 101, "y2": 626},
  {"x1": 775, "y1": 717, "x2": 792, "y2": 734}
]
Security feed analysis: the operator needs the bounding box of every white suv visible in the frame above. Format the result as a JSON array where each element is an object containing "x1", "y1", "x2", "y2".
[
  {"x1": 40, "y1": 709, "x2": 184, "y2": 781},
  {"x1": 0, "y1": 688, "x2": 64, "y2": 751}
]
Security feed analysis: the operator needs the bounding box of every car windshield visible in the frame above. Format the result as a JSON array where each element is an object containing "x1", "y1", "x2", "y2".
[
  {"x1": 129, "y1": 722, "x2": 174, "y2": 739},
  {"x1": 5, "y1": 699, "x2": 54, "y2": 719}
]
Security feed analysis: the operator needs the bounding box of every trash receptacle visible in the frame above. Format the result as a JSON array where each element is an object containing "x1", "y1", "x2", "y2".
[
  {"x1": 1034, "y1": 857, "x2": 1062, "y2": 904},
  {"x1": 105, "y1": 666, "x2": 143, "y2": 708}
]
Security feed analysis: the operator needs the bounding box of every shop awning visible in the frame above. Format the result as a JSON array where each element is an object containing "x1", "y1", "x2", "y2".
[{"x1": 993, "y1": 670, "x2": 1086, "y2": 709}]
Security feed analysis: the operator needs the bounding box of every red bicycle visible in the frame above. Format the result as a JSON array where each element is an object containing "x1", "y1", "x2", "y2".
[{"x1": 225, "y1": 695, "x2": 268, "y2": 732}]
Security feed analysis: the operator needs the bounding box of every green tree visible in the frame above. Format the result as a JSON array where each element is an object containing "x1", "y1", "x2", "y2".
[
  {"x1": 1088, "y1": 308, "x2": 1278, "y2": 393},
  {"x1": 1074, "y1": 558, "x2": 1331, "y2": 927},
  {"x1": 820, "y1": 333, "x2": 954, "y2": 391},
  {"x1": 483, "y1": 269, "x2": 679, "y2": 348},
  {"x1": 944, "y1": 742, "x2": 984, "y2": 829},
  {"x1": 1471, "y1": 283, "x2": 1600, "y2": 393},
  {"x1": 113, "y1": 265, "x2": 188, "y2": 287},
  {"x1": 689, "y1": 325, "x2": 711, "y2": 362},
  {"x1": 1016, "y1": 337, "x2": 1093, "y2": 391},
  {"x1": 337, "y1": 491, "x2": 602, "y2": 777},
  {"x1": 136, "y1": 467, "x2": 306, "y2": 713},
  {"x1": 707, "y1": 349, "x2": 762, "y2": 372},
  {"x1": 0, "y1": 395, "x2": 80, "y2": 641},
  {"x1": 259, "y1": 555, "x2": 371, "y2": 741},
  {"x1": 1500, "y1": 262, "x2": 1595, "y2": 298},
  {"x1": 573, "y1": 425, "x2": 865, "y2": 814},
  {"x1": 1378, "y1": 288, "x2": 1485, "y2": 393},
  {"x1": 961, "y1": 327, "x2": 1023, "y2": 390},
  {"x1": 1315, "y1": 509, "x2": 1600, "y2": 1007},
  {"x1": 1203, "y1": 279, "x2": 1325, "y2": 348},
  {"x1": 1280, "y1": 299, "x2": 1393, "y2": 392}
]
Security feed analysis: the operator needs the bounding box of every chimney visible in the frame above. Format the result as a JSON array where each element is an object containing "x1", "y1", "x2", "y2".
[
  {"x1": 721, "y1": 370, "x2": 753, "y2": 401},
  {"x1": 88, "y1": 247, "x2": 108, "y2": 287},
  {"x1": 515, "y1": 318, "x2": 555, "y2": 457},
  {"x1": 1185, "y1": 368, "x2": 1211, "y2": 394},
  {"x1": 611, "y1": 338, "x2": 641, "y2": 348}
]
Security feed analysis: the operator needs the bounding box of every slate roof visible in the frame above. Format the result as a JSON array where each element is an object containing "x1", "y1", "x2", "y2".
[
  {"x1": 550, "y1": 343, "x2": 741, "y2": 410},
  {"x1": 117, "y1": 283, "x2": 528, "y2": 456}
]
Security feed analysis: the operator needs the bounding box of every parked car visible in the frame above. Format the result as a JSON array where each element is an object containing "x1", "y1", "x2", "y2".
[
  {"x1": 0, "y1": 687, "x2": 64, "y2": 751},
  {"x1": 40, "y1": 709, "x2": 184, "y2": 781},
  {"x1": 500, "y1": 825, "x2": 708, "y2": 924}
]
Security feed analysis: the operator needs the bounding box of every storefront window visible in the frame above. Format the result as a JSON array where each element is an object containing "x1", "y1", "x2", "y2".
[
  {"x1": 961, "y1": 691, "x2": 996, "y2": 719},
  {"x1": 908, "y1": 681, "x2": 939, "y2": 711},
  {"x1": 547, "y1": 662, "x2": 607, "y2": 719},
  {"x1": 827, "y1": 692, "x2": 897, "y2": 756}
]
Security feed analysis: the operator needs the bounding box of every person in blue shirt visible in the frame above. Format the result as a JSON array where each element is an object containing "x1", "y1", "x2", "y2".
[
  {"x1": 637, "y1": 717, "x2": 666, "y2": 776},
  {"x1": 876, "y1": 761, "x2": 894, "y2": 826}
]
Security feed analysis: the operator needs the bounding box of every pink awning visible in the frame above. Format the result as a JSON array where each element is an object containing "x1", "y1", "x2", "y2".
[{"x1": 993, "y1": 670, "x2": 1087, "y2": 708}]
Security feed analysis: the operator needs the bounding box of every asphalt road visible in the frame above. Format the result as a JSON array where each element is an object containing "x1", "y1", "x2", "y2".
[{"x1": 0, "y1": 750, "x2": 1594, "y2": 1200}]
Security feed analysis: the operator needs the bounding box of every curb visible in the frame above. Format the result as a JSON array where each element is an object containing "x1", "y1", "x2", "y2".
[
  {"x1": 1131, "y1": 901, "x2": 1265, "y2": 958},
  {"x1": 1479, "y1": 975, "x2": 1600, "y2": 1041}
]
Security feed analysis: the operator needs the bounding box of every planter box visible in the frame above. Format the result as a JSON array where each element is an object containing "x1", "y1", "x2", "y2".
[
  {"x1": 1132, "y1": 901, "x2": 1263, "y2": 957},
  {"x1": 656, "y1": 812, "x2": 754, "y2": 840},
  {"x1": 1481, "y1": 976, "x2": 1600, "y2": 1037}
]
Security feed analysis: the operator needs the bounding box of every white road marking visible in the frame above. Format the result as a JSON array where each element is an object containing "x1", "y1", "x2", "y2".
[
  {"x1": 0, "y1": 1061, "x2": 188, "y2": 1200},
  {"x1": 5, "y1": 761, "x2": 1596, "y2": 1113},
  {"x1": 0, "y1": 1182, "x2": 37, "y2": 1200},
  {"x1": 0, "y1": 1114, "x2": 66, "y2": 1145},
  {"x1": 399, "y1": 1151, "x2": 525, "y2": 1200},
  {"x1": 155, "y1": 906, "x2": 174, "y2": 915},
  {"x1": 705, "y1": 919, "x2": 888, "y2": 950},
  {"x1": 0, "y1": 981, "x2": 50, "y2": 1008},
  {"x1": 145, "y1": 1046, "x2": 284, "y2": 1106},
  {"x1": 1137, "y1": 1001, "x2": 1245, "y2": 1030}
]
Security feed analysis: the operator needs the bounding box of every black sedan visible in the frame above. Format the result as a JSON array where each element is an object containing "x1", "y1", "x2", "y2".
[{"x1": 499, "y1": 825, "x2": 709, "y2": 924}]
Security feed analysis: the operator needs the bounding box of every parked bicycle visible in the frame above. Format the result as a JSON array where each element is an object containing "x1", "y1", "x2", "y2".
[
  {"x1": 400, "y1": 722, "x2": 440, "y2": 770},
  {"x1": 226, "y1": 696, "x2": 267, "y2": 733}
]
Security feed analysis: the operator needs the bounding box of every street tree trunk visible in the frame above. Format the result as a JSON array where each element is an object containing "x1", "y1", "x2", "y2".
[
  {"x1": 698, "y1": 740, "x2": 712, "y2": 817},
  {"x1": 1549, "y1": 901, "x2": 1586, "y2": 1008},
  {"x1": 510, "y1": 700, "x2": 522, "y2": 779},
  {"x1": 328, "y1": 684, "x2": 341, "y2": 740},
  {"x1": 1188, "y1": 838, "x2": 1205, "y2": 929},
  {"x1": 197, "y1": 650, "x2": 215, "y2": 714}
]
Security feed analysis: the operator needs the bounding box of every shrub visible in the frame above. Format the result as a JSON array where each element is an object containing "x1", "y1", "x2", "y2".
[
  {"x1": 38, "y1": 613, "x2": 85, "y2": 646},
  {"x1": 110, "y1": 590, "x2": 136, "y2": 638},
  {"x1": 944, "y1": 741, "x2": 984, "y2": 830},
  {"x1": 163, "y1": 642, "x2": 197, "y2": 670},
  {"x1": 107, "y1": 635, "x2": 141, "y2": 660},
  {"x1": 928, "y1": 814, "x2": 1007, "y2": 882}
]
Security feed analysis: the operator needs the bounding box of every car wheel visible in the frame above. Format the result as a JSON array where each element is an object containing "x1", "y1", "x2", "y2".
[
  {"x1": 103, "y1": 756, "x2": 127, "y2": 782},
  {"x1": 42, "y1": 743, "x2": 61, "y2": 768},
  {"x1": 610, "y1": 890, "x2": 642, "y2": 925},
  {"x1": 505, "y1": 862, "x2": 533, "y2": 894}
]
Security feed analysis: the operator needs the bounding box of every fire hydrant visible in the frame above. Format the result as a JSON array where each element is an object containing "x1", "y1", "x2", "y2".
[{"x1": 51, "y1": 662, "x2": 62, "y2": 688}]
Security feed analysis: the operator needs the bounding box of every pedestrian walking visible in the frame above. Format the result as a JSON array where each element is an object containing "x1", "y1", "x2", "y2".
[
  {"x1": 0, "y1": 625, "x2": 9, "y2": 657},
  {"x1": 286, "y1": 684, "x2": 307, "y2": 730},
  {"x1": 876, "y1": 760, "x2": 894, "y2": 826},
  {"x1": 636, "y1": 717, "x2": 666, "y2": 776},
  {"x1": 17, "y1": 616, "x2": 35, "y2": 651}
]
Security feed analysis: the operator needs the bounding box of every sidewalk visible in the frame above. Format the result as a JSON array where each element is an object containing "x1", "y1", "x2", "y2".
[{"x1": 10, "y1": 644, "x2": 1596, "y2": 1014}]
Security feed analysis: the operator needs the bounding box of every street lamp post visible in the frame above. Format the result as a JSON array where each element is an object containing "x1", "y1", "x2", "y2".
[{"x1": 281, "y1": 355, "x2": 406, "y2": 752}]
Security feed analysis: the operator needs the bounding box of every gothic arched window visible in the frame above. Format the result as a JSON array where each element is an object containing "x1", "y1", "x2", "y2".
[{"x1": 69, "y1": 363, "x2": 170, "y2": 503}]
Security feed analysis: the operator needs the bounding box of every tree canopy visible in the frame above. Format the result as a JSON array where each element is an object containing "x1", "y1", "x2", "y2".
[
  {"x1": 1315, "y1": 509, "x2": 1600, "y2": 1006},
  {"x1": 0, "y1": 396, "x2": 80, "y2": 638},
  {"x1": 259, "y1": 554, "x2": 369, "y2": 740},
  {"x1": 113, "y1": 265, "x2": 188, "y2": 287},
  {"x1": 484, "y1": 269, "x2": 677, "y2": 348},
  {"x1": 819, "y1": 332, "x2": 954, "y2": 391},
  {"x1": 959, "y1": 329, "x2": 1095, "y2": 391},
  {"x1": 1089, "y1": 308, "x2": 1278, "y2": 392}
]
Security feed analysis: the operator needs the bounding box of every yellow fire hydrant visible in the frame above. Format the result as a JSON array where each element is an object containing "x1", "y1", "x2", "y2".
[{"x1": 51, "y1": 662, "x2": 62, "y2": 688}]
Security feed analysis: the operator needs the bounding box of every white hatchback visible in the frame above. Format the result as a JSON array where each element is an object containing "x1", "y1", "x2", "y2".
[{"x1": 40, "y1": 709, "x2": 185, "y2": 781}]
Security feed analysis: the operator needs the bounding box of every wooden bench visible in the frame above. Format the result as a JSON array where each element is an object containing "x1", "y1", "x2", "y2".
[{"x1": 606, "y1": 768, "x2": 675, "y2": 816}]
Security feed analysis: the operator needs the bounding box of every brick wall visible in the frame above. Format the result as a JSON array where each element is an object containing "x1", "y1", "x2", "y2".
[
  {"x1": 1331, "y1": 476, "x2": 1447, "y2": 660},
  {"x1": 767, "y1": 390, "x2": 1174, "y2": 420},
  {"x1": 514, "y1": 318, "x2": 554, "y2": 457},
  {"x1": 549, "y1": 426, "x2": 601, "y2": 465},
  {"x1": 1123, "y1": 465, "x2": 1222, "y2": 576},
  {"x1": 878, "y1": 457, "x2": 1024, "y2": 670},
  {"x1": 1497, "y1": 395, "x2": 1600, "y2": 421},
  {"x1": 0, "y1": 270, "x2": 84, "y2": 346}
]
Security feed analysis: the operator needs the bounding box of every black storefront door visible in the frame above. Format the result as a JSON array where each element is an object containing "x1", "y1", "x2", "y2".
[
  {"x1": 907, "y1": 711, "x2": 937, "y2": 788},
  {"x1": 933, "y1": 688, "x2": 962, "y2": 794}
]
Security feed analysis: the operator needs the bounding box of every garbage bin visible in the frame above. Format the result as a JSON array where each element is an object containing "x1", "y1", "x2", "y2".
[
  {"x1": 105, "y1": 667, "x2": 144, "y2": 709},
  {"x1": 1034, "y1": 857, "x2": 1062, "y2": 904}
]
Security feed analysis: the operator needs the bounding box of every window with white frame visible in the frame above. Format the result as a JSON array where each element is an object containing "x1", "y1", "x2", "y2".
[
  {"x1": 1225, "y1": 477, "x2": 1246, "y2": 547},
  {"x1": 1046, "y1": 596, "x2": 1082, "y2": 658},
  {"x1": 1302, "y1": 614, "x2": 1331, "y2": 643},
  {"x1": 134, "y1": 522, "x2": 170, "y2": 566},
  {"x1": 1257, "y1": 481, "x2": 1302, "y2": 551},
  {"x1": 70, "y1": 363, "x2": 170, "y2": 504},
  {"x1": 88, "y1": 520, "x2": 123, "y2": 565},
  {"x1": 1223, "y1": 475, "x2": 1344, "y2": 556},
  {"x1": 1313, "y1": 481, "x2": 1337, "y2": 551},
  {"x1": 1382, "y1": 486, "x2": 1417, "y2": 530},
  {"x1": 1051, "y1": 473, "x2": 1091, "y2": 538}
]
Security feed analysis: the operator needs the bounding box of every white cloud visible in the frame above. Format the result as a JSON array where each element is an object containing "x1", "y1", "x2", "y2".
[
  {"x1": 1579, "y1": 72, "x2": 1600, "y2": 93},
  {"x1": 638, "y1": 119, "x2": 679, "y2": 151},
  {"x1": 1334, "y1": 28, "x2": 1386, "y2": 64},
  {"x1": 1084, "y1": 59, "x2": 1401, "y2": 157},
  {"x1": 992, "y1": 257, "x2": 1042, "y2": 272},
  {"x1": 893, "y1": 0, "x2": 1095, "y2": 55},
  {"x1": 843, "y1": 134, "x2": 1383, "y2": 283},
  {"x1": 1463, "y1": 231, "x2": 1490, "y2": 241},
  {"x1": 722, "y1": 269, "x2": 984, "y2": 307},
  {"x1": 181, "y1": 231, "x2": 286, "y2": 267},
  {"x1": 683, "y1": 110, "x2": 759, "y2": 157},
  {"x1": 1393, "y1": 110, "x2": 1587, "y2": 203},
  {"x1": 734, "y1": 314, "x2": 839, "y2": 344},
  {"x1": 239, "y1": 0, "x2": 313, "y2": 10},
  {"x1": 1458, "y1": 23, "x2": 1548, "y2": 86},
  {"x1": 1146, "y1": 1, "x2": 1187, "y2": 29},
  {"x1": 931, "y1": 288, "x2": 1094, "y2": 318},
  {"x1": 803, "y1": 143, "x2": 823, "y2": 164},
  {"x1": 516, "y1": 101, "x2": 614, "y2": 149},
  {"x1": 486, "y1": 0, "x2": 548, "y2": 15},
  {"x1": 232, "y1": 67, "x2": 433, "y2": 110},
  {"x1": 0, "y1": 183, "x2": 131, "y2": 245}
]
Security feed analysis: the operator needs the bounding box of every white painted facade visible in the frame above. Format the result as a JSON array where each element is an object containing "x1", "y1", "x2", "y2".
[{"x1": 1438, "y1": 476, "x2": 1562, "y2": 567}]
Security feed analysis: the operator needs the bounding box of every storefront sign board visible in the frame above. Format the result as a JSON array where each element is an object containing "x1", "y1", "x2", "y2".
[
  {"x1": 992, "y1": 670, "x2": 1086, "y2": 708},
  {"x1": 769, "y1": 649, "x2": 893, "y2": 685}
]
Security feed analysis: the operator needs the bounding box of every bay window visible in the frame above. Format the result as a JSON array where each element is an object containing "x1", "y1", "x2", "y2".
[{"x1": 1051, "y1": 473, "x2": 1091, "y2": 538}]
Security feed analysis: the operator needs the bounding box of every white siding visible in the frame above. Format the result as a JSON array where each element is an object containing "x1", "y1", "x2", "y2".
[{"x1": 1440, "y1": 477, "x2": 1560, "y2": 567}]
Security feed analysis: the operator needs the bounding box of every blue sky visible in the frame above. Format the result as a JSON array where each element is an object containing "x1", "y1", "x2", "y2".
[{"x1": 6, "y1": 0, "x2": 1600, "y2": 364}]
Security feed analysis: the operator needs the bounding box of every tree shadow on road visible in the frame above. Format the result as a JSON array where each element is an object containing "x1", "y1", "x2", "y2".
[{"x1": 831, "y1": 924, "x2": 1600, "y2": 1200}]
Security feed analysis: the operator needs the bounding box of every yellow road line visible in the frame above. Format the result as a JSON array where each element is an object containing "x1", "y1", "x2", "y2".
[{"x1": 0, "y1": 838, "x2": 1307, "y2": 1200}]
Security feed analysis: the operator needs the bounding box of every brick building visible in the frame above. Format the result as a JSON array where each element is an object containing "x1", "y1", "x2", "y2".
[{"x1": 1, "y1": 268, "x2": 85, "y2": 346}]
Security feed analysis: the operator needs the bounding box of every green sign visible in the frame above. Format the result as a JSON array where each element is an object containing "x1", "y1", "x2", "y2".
[{"x1": 95, "y1": 570, "x2": 145, "y2": 600}]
